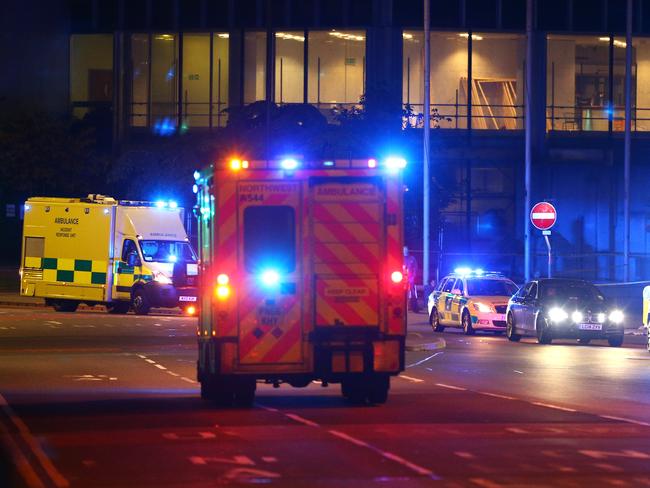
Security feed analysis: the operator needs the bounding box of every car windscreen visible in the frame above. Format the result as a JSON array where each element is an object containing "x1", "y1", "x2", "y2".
[
  {"x1": 140, "y1": 240, "x2": 197, "y2": 263},
  {"x1": 466, "y1": 279, "x2": 518, "y2": 297},
  {"x1": 540, "y1": 282, "x2": 605, "y2": 301}
]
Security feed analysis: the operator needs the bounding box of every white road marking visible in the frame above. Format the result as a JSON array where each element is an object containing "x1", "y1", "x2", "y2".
[
  {"x1": 454, "y1": 451, "x2": 476, "y2": 459},
  {"x1": 398, "y1": 374, "x2": 425, "y2": 383},
  {"x1": 73, "y1": 324, "x2": 95, "y2": 328},
  {"x1": 470, "y1": 478, "x2": 503, "y2": 488},
  {"x1": 154, "y1": 364, "x2": 167, "y2": 370},
  {"x1": 506, "y1": 427, "x2": 530, "y2": 434},
  {"x1": 0, "y1": 393, "x2": 70, "y2": 487},
  {"x1": 180, "y1": 377, "x2": 198, "y2": 384},
  {"x1": 435, "y1": 383, "x2": 466, "y2": 391},
  {"x1": 406, "y1": 351, "x2": 443, "y2": 368},
  {"x1": 163, "y1": 432, "x2": 216, "y2": 440},
  {"x1": 328, "y1": 430, "x2": 370, "y2": 448},
  {"x1": 593, "y1": 463, "x2": 624, "y2": 472},
  {"x1": 262, "y1": 456, "x2": 278, "y2": 463},
  {"x1": 513, "y1": 370, "x2": 524, "y2": 374},
  {"x1": 167, "y1": 371, "x2": 180, "y2": 377},
  {"x1": 45, "y1": 320, "x2": 62, "y2": 325},
  {"x1": 285, "y1": 413, "x2": 320, "y2": 428},
  {"x1": 145, "y1": 359, "x2": 156, "y2": 364},
  {"x1": 478, "y1": 391, "x2": 516, "y2": 401},
  {"x1": 257, "y1": 405, "x2": 279, "y2": 412},
  {"x1": 580, "y1": 449, "x2": 650, "y2": 460},
  {"x1": 137, "y1": 354, "x2": 147, "y2": 359},
  {"x1": 600, "y1": 415, "x2": 650, "y2": 427},
  {"x1": 530, "y1": 401, "x2": 576, "y2": 412}
]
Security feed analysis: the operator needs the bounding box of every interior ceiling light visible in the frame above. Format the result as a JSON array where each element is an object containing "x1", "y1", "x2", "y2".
[
  {"x1": 329, "y1": 31, "x2": 365, "y2": 42},
  {"x1": 276, "y1": 32, "x2": 305, "y2": 42},
  {"x1": 402, "y1": 33, "x2": 413, "y2": 39},
  {"x1": 217, "y1": 33, "x2": 229, "y2": 38},
  {"x1": 459, "y1": 33, "x2": 483, "y2": 41},
  {"x1": 599, "y1": 36, "x2": 626, "y2": 48},
  {"x1": 155, "y1": 34, "x2": 175, "y2": 41}
]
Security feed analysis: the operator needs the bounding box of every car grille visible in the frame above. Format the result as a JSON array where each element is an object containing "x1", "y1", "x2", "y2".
[
  {"x1": 493, "y1": 320, "x2": 507, "y2": 327},
  {"x1": 495, "y1": 305, "x2": 507, "y2": 314}
]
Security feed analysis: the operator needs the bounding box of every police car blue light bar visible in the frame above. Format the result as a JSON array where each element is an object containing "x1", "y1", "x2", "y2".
[
  {"x1": 385, "y1": 157, "x2": 407, "y2": 170},
  {"x1": 281, "y1": 158, "x2": 299, "y2": 170}
]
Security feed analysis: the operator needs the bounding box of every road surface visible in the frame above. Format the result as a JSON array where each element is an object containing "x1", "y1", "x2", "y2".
[{"x1": 1, "y1": 306, "x2": 650, "y2": 487}]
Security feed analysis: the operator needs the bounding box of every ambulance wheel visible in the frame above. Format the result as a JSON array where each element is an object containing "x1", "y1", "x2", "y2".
[
  {"x1": 132, "y1": 289, "x2": 151, "y2": 315},
  {"x1": 367, "y1": 375, "x2": 389, "y2": 404},
  {"x1": 233, "y1": 379, "x2": 256, "y2": 407},
  {"x1": 341, "y1": 378, "x2": 365, "y2": 404},
  {"x1": 107, "y1": 302, "x2": 130, "y2": 314},
  {"x1": 200, "y1": 380, "x2": 215, "y2": 400},
  {"x1": 52, "y1": 300, "x2": 79, "y2": 313},
  {"x1": 462, "y1": 310, "x2": 475, "y2": 335}
]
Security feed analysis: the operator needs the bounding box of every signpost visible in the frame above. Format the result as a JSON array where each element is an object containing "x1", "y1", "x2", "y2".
[{"x1": 530, "y1": 202, "x2": 557, "y2": 278}]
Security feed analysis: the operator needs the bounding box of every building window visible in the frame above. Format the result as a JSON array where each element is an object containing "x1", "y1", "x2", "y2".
[
  {"x1": 183, "y1": 34, "x2": 210, "y2": 128},
  {"x1": 130, "y1": 34, "x2": 149, "y2": 127},
  {"x1": 244, "y1": 32, "x2": 267, "y2": 104},
  {"x1": 213, "y1": 34, "x2": 230, "y2": 127},
  {"x1": 471, "y1": 33, "x2": 525, "y2": 130},
  {"x1": 275, "y1": 32, "x2": 305, "y2": 104},
  {"x1": 69, "y1": 34, "x2": 113, "y2": 119},
  {"x1": 403, "y1": 31, "x2": 467, "y2": 129},
  {"x1": 151, "y1": 33, "x2": 179, "y2": 131},
  {"x1": 403, "y1": 31, "x2": 524, "y2": 130},
  {"x1": 128, "y1": 32, "x2": 230, "y2": 130},
  {"x1": 307, "y1": 30, "x2": 366, "y2": 109},
  {"x1": 547, "y1": 35, "x2": 614, "y2": 132}
]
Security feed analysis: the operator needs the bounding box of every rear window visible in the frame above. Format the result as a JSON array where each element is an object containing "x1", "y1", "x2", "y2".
[{"x1": 244, "y1": 206, "x2": 296, "y2": 272}]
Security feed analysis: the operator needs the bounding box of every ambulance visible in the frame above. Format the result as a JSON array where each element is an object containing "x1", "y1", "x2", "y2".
[
  {"x1": 20, "y1": 195, "x2": 198, "y2": 315},
  {"x1": 194, "y1": 157, "x2": 407, "y2": 406}
]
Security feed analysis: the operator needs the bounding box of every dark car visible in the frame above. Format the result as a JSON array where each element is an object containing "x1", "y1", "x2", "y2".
[{"x1": 505, "y1": 278, "x2": 625, "y2": 347}]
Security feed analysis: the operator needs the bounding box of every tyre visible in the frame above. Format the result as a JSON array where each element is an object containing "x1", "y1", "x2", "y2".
[
  {"x1": 200, "y1": 379, "x2": 215, "y2": 400},
  {"x1": 462, "y1": 310, "x2": 475, "y2": 336},
  {"x1": 52, "y1": 300, "x2": 79, "y2": 313},
  {"x1": 430, "y1": 308, "x2": 445, "y2": 332},
  {"x1": 107, "y1": 301, "x2": 130, "y2": 314},
  {"x1": 233, "y1": 379, "x2": 256, "y2": 407},
  {"x1": 506, "y1": 313, "x2": 521, "y2": 342},
  {"x1": 341, "y1": 378, "x2": 365, "y2": 404},
  {"x1": 132, "y1": 289, "x2": 151, "y2": 315},
  {"x1": 607, "y1": 334, "x2": 624, "y2": 348},
  {"x1": 367, "y1": 375, "x2": 390, "y2": 405},
  {"x1": 536, "y1": 316, "x2": 553, "y2": 345},
  {"x1": 578, "y1": 338, "x2": 591, "y2": 345}
]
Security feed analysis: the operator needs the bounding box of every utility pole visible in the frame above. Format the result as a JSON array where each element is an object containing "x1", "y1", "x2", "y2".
[
  {"x1": 524, "y1": 0, "x2": 533, "y2": 281},
  {"x1": 423, "y1": 0, "x2": 431, "y2": 287},
  {"x1": 623, "y1": 0, "x2": 632, "y2": 281}
]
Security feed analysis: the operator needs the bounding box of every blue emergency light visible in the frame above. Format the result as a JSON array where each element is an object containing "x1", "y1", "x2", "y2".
[{"x1": 260, "y1": 269, "x2": 281, "y2": 287}]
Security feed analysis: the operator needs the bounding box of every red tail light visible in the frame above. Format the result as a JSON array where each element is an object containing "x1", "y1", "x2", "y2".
[{"x1": 390, "y1": 271, "x2": 404, "y2": 283}]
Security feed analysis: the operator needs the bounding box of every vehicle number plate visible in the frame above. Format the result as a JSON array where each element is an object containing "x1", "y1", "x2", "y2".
[
  {"x1": 578, "y1": 323, "x2": 602, "y2": 331},
  {"x1": 179, "y1": 296, "x2": 197, "y2": 302}
]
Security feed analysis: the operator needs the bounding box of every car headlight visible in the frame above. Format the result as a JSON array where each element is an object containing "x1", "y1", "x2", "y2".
[
  {"x1": 571, "y1": 311, "x2": 584, "y2": 323},
  {"x1": 154, "y1": 271, "x2": 173, "y2": 285},
  {"x1": 473, "y1": 302, "x2": 493, "y2": 313},
  {"x1": 609, "y1": 309, "x2": 624, "y2": 324},
  {"x1": 548, "y1": 307, "x2": 568, "y2": 322}
]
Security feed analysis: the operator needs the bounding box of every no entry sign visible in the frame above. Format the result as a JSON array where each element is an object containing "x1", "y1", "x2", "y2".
[{"x1": 530, "y1": 202, "x2": 557, "y2": 230}]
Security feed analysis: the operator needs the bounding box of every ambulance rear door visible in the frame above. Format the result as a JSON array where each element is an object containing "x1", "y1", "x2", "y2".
[
  {"x1": 236, "y1": 180, "x2": 305, "y2": 366},
  {"x1": 311, "y1": 177, "x2": 384, "y2": 328}
]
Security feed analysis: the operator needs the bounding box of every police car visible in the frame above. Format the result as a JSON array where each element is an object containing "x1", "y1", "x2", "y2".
[{"x1": 427, "y1": 269, "x2": 518, "y2": 335}]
